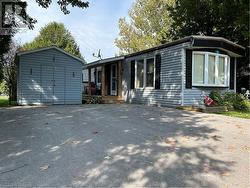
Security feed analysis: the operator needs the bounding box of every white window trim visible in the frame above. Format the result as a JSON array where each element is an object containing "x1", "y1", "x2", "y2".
[
  {"x1": 135, "y1": 57, "x2": 155, "y2": 89},
  {"x1": 192, "y1": 51, "x2": 230, "y2": 87}
]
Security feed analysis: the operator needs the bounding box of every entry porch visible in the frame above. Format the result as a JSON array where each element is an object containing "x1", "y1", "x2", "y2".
[{"x1": 83, "y1": 56, "x2": 124, "y2": 103}]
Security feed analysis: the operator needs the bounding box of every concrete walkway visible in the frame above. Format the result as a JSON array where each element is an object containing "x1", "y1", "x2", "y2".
[{"x1": 0, "y1": 104, "x2": 249, "y2": 187}]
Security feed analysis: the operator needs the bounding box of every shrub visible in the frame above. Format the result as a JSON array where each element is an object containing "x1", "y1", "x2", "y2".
[
  {"x1": 233, "y1": 94, "x2": 250, "y2": 112},
  {"x1": 86, "y1": 96, "x2": 103, "y2": 104},
  {"x1": 209, "y1": 91, "x2": 224, "y2": 106},
  {"x1": 222, "y1": 92, "x2": 250, "y2": 112},
  {"x1": 208, "y1": 91, "x2": 250, "y2": 112},
  {"x1": 224, "y1": 92, "x2": 237, "y2": 107}
]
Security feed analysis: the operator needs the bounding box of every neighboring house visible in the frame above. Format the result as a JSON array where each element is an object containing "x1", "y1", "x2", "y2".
[
  {"x1": 84, "y1": 36, "x2": 245, "y2": 107},
  {"x1": 16, "y1": 46, "x2": 84, "y2": 105}
]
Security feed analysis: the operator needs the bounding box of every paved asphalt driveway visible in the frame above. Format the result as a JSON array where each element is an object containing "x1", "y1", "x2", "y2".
[{"x1": 0, "y1": 104, "x2": 249, "y2": 187}]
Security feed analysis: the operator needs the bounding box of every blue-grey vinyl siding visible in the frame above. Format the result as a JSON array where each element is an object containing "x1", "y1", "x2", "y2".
[
  {"x1": 122, "y1": 41, "x2": 237, "y2": 107},
  {"x1": 17, "y1": 48, "x2": 82, "y2": 105},
  {"x1": 122, "y1": 42, "x2": 190, "y2": 107}
]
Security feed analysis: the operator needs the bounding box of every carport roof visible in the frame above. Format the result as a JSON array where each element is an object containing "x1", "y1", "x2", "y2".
[
  {"x1": 17, "y1": 46, "x2": 86, "y2": 64},
  {"x1": 83, "y1": 56, "x2": 125, "y2": 69}
]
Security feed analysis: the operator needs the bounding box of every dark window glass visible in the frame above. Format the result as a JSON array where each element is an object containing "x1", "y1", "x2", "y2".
[
  {"x1": 97, "y1": 71, "x2": 101, "y2": 83},
  {"x1": 146, "y1": 58, "x2": 154, "y2": 87},
  {"x1": 136, "y1": 60, "x2": 144, "y2": 88}
]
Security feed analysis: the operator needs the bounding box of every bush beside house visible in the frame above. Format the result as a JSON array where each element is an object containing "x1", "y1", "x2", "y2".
[{"x1": 206, "y1": 91, "x2": 250, "y2": 113}]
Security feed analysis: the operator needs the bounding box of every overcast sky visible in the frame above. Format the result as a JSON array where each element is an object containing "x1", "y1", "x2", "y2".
[{"x1": 14, "y1": 0, "x2": 134, "y2": 63}]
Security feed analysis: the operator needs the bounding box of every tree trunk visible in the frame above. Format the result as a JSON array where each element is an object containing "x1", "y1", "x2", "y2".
[{"x1": 8, "y1": 87, "x2": 11, "y2": 105}]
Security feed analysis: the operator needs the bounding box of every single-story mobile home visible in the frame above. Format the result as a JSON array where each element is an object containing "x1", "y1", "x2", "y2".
[
  {"x1": 83, "y1": 36, "x2": 245, "y2": 107},
  {"x1": 16, "y1": 46, "x2": 84, "y2": 105}
]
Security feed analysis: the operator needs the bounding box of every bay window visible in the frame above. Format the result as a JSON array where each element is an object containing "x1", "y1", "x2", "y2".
[
  {"x1": 193, "y1": 54, "x2": 205, "y2": 84},
  {"x1": 218, "y1": 57, "x2": 225, "y2": 85},
  {"x1": 192, "y1": 52, "x2": 229, "y2": 87},
  {"x1": 208, "y1": 55, "x2": 216, "y2": 85}
]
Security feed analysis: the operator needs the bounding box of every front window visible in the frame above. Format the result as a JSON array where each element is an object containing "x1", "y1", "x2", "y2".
[
  {"x1": 136, "y1": 60, "x2": 144, "y2": 88},
  {"x1": 135, "y1": 57, "x2": 155, "y2": 88},
  {"x1": 193, "y1": 52, "x2": 229, "y2": 87},
  {"x1": 146, "y1": 58, "x2": 154, "y2": 87}
]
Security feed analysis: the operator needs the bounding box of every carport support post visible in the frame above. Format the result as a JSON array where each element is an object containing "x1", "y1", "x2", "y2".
[
  {"x1": 118, "y1": 60, "x2": 122, "y2": 97},
  {"x1": 88, "y1": 68, "x2": 91, "y2": 95},
  {"x1": 101, "y1": 65, "x2": 105, "y2": 96}
]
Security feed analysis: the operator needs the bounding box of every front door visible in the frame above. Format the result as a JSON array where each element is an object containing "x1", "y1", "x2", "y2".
[
  {"x1": 41, "y1": 65, "x2": 65, "y2": 104},
  {"x1": 41, "y1": 65, "x2": 53, "y2": 104},
  {"x1": 53, "y1": 66, "x2": 65, "y2": 104},
  {"x1": 110, "y1": 64, "x2": 117, "y2": 96}
]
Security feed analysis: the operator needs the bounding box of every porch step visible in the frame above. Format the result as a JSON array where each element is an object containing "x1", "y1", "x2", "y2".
[
  {"x1": 82, "y1": 95, "x2": 124, "y2": 104},
  {"x1": 102, "y1": 96, "x2": 124, "y2": 104}
]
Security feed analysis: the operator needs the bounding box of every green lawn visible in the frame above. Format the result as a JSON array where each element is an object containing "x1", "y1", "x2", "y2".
[
  {"x1": 216, "y1": 110, "x2": 250, "y2": 119},
  {"x1": 0, "y1": 96, "x2": 17, "y2": 107}
]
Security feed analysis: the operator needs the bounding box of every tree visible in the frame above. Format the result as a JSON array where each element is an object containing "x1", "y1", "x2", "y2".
[
  {"x1": 36, "y1": 0, "x2": 89, "y2": 14},
  {"x1": 21, "y1": 22, "x2": 84, "y2": 59},
  {"x1": 168, "y1": 0, "x2": 249, "y2": 92},
  {"x1": 115, "y1": 0, "x2": 174, "y2": 54},
  {"x1": 0, "y1": 0, "x2": 88, "y2": 60},
  {"x1": 168, "y1": 0, "x2": 249, "y2": 47},
  {"x1": 0, "y1": 34, "x2": 13, "y2": 82},
  {"x1": 1, "y1": 41, "x2": 19, "y2": 104},
  {"x1": 0, "y1": 81, "x2": 8, "y2": 96}
]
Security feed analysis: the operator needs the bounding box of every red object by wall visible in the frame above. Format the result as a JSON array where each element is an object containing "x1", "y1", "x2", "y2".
[{"x1": 204, "y1": 96, "x2": 214, "y2": 106}]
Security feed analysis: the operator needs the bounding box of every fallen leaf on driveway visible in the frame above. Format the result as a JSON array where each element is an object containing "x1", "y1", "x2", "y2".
[
  {"x1": 235, "y1": 125, "x2": 243, "y2": 129},
  {"x1": 228, "y1": 160, "x2": 236, "y2": 165},
  {"x1": 104, "y1": 156, "x2": 111, "y2": 160},
  {"x1": 211, "y1": 135, "x2": 222, "y2": 141},
  {"x1": 202, "y1": 163, "x2": 211, "y2": 173},
  {"x1": 240, "y1": 146, "x2": 250, "y2": 152},
  {"x1": 227, "y1": 145, "x2": 235, "y2": 150},
  {"x1": 164, "y1": 138, "x2": 177, "y2": 146},
  {"x1": 40, "y1": 164, "x2": 49, "y2": 171},
  {"x1": 180, "y1": 136, "x2": 190, "y2": 143},
  {"x1": 220, "y1": 171, "x2": 230, "y2": 176},
  {"x1": 164, "y1": 138, "x2": 178, "y2": 152},
  {"x1": 167, "y1": 147, "x2": 176, "y2": 152}
]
